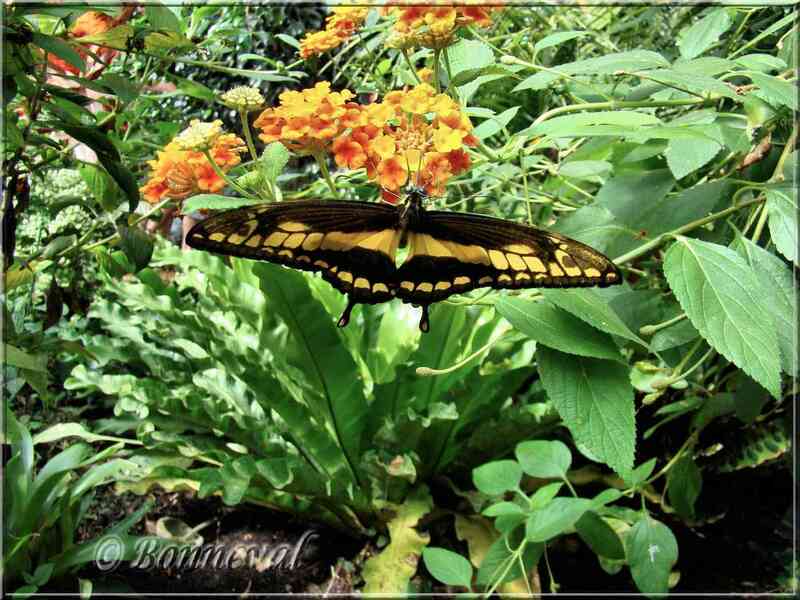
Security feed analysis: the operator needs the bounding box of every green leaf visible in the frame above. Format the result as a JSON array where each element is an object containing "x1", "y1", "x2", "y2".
[
  {"x1": 734, "y1": 54, "x2": 787, "y2": 73},
  {"x1": 496, "y1": 298, "x2": 621, "y2": 360},
  {"x1": 664, "y1": 135, "x2": 721, "y2": 179},
  {"x1": 276, "y1": 33, "x2": 300, "y2": 49},
  {"x1": 625, "y1": 516, "x2": 679, "y2": 597},
  {"x1": 182, "y1": 194, "x2": 264, "y2": 213},
  {"x1": 4, "y1": 345, "x2": 47, "y2": 372},
  {"x1": 678, "y1": 8, "x2": 732, "y2": 60},
  {"x1": 733, "y1": 233, "x2": 798, "y2": 374},
  {"x1": 473, "y1": 106, "x2": 519, "y2": 140},
  {"x1": 99, "y1": 158, "x2": 140, "y2": 211},
  {"x1": 534, "y1": 30, "x2": 588, "y2": 54},
  {"x1": 422, "y1": 547, "x2": 473, "y2": 588},
  {"x1": 515, "y1": 440, "x2": 572, "y2": 480},
  {"x1": 559, "y1": 160, "x2": 612, "y2": 180},
  {"x1": 472, "y1": 460, "x2": 522, "y2": 496},
  {"x1": 765, "y1": 189, "x2": 797, "y2": 265},
  {"x1": 145, "y1": 4, "x2": 184, "y2": 33},
  {"x1": 525, "y1": 497, "x2": 592, "y2": 542},
  {"x1": 118, "y1": 226, "x2": 154, "y2": 273},
  {"x1": 666, "y1": 455, "x2": 702, "y2": 520},
  {"x1": 748, "y1": 73, "x2": 798, "y2": 111},
  {"x1": 99, "y1": 73, "x2": 140, "y2": 104},
  {"x1": 476, "y1": 534, "x2": 543, "y2": 585},
  {"x1": 663, "y1": 237, "x2": 782, "y2": 398},
  {"x1": 643, "y1": 69, "x2": 738, "y2": 100},
  {"x1": 260, "y1": 142, "x2": 290, "y2": 185},
  {"x1": 527, "y1": 111, "x2": 661, "y2": 137},
  {"x1": 624, "y1": 458, "x2": 657, "y2": 488},
  {"x1": 444, "y1": 39, "x2": 494, "y2": 79},
  {"x1": 575, "y1": 511, "x2": 625, "y2": 559},
  {"x1": 79, "y1": 163, "x2": 123, "y2": 211},
  {"x1": 542, "y1": 289, "x2": 648, "y2": 349},
  {"x1": 31, "y1": 32, "x2": 85, "y2": 73},
  {"x1": 537, "y1": 347, "x2": 636, "y2": 477}
]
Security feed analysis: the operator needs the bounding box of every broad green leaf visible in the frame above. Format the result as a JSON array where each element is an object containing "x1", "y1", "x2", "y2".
[
  {"x1": 473, "y1": 106, "x2": 519, "y2": 140},
  {"x1": 534, "y1": 30, "x2": 588, "y2": 54},
  {"x1": 276, "y1": 33, "x2": 300, "y2": 49},
  {"x1": 597, "y1": 169, "x2": 675, "y2": 229},
  {"x1": 476, "y1": 534, "x2": 543, "y2": 585},
  {"x1": 422, "y1": 547, "x2": 473, "y2": 588},
  {"x1": 529, "y1": 482, "x2": 564, "y2": 509},
  {"x1": 734, "y1": 54, "x2": 787, "y2": 72},
  {"x1": 260, "y1": 142, "x2": 290, "y2": 185},
  {"x1": 765, "y1": 189, "x2": 797, "y2": 265},
  {"x1": 252, "y1": 263, "x2": 367, "y2": 478},
  {"x1": 641, "y1": 69, "x2": 738, "y2": 100},
  {"x1": 625, "y1": 516, "x2": 678, "y2": 597},
  {"x1": 559, "y1": 160, "x2": 612, "y2": 179},
  {"x1": 99, "y1": 73, "x2": 140, "y2": 104},
  {"x1": 118, "y1": 225, "x2": 154, "y2": 272},
  {"x1": 678, "y1": 8, "x2": 732, "y2": 60},
  {"x1": 527, "y1": 111, "x2": 661, "y2": 137},
  {"x1": 575, "y1": 511, "x2": 625, "y2": 559},
  {"x1": 666, "y1": 455, "x2": 702, "y2": 520},
  {"x1": 664, "y1": 237, "x2": 781, "y2": 398},
  {"x1": 4, "y1": 345, "x2": 47, "y2": 372},
  {"x1": 733, "y1": 233, "x2": 798, "y2": 374},
  {"x1": 182, "y1": 194, "x2": 264, "y2": 213},
  {"x1": 444, "y1": 39, "x2": 494, "y2": 79},
  {"x1": 145, "y1": 3, "x2": 183, "y2": 33},
  {"x1": 362, "y1": 486, "x2": 432, "y2": 593},
  {"x1": 664, "y1": 136, "x2": 721, "y2": 179},
  {"x1": 525, "y1": 497, "x2": 592, "y2": 542},
  {"x1": 537, "y1": 347, "x2": 636, "y2": 477},
  {"x1": 496, "y1": 298, "x2": 621, "y2": 360},
  {"x1": 623, "y1": 458, "x2": 657, "y2": 488},
  {"x1": 748, "y1": 73, "x2": 798, "y2": 111},
  {"x1": 542, "y1": 289, "x2": 648, "y2": 349},
  {"x1": 515, "y1": 440, "x2": 572, "y2": 479},
  {"x1": 472, "y1": 460, "x2": 522, "y2": 496}
]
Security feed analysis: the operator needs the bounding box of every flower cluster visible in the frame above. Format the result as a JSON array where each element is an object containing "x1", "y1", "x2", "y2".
[
  {"x1": 48, "y1": 10, "x2": 117, "y2": 75},
  {"x1": 386, "y1": 4, "x2": 503, "y2": 50},
  {"x1": 299, "y1": 7, "x2": 370, "y2": 59},
  {"x1": 141, "y1": 120, "x2": 245, "y2": 204},
  {"x1": 253, "y1": 82, "x2": 360, "y2": 156},
  {"x1": 220, "y1": 86, "x2": 265, "y2": 112},
  {"x1": 331, "y1": 83, "x2": 475, "y2": 196}
]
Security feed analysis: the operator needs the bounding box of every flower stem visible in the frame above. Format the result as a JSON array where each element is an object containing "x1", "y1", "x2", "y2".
[
  {"x1": 315, "y1": 153, "x2": 340, "y2": 199},
  {"x1": 203, "y1": 149, "x2": 251, "y2": 198},
  {"x1": 238, "y1": 109, "x2": 259, "y2": 162}
]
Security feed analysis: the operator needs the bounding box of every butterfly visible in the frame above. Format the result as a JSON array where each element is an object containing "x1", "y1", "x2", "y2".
[{"x1": 185, "y1": 187, "x2": 622, "y2": 332}]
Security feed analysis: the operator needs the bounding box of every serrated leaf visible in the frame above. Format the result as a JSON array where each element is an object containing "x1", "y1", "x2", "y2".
[
  {"x1": 542, "y1": 289, "x2": 648, "y2": 349},
  {"x1": 664, "y1": 136, "x2": 721, "y2": 179},
  {"x1": 678, "y1": 8, "x2": 732, "y2": 60},
  {"x1": 422, "y1": 547, "x2": 473, "y2": 588},
  {"x1": 765, "y1": 189, "x2": 797, "y2": 265},
  {"x1": 515, "y1": 440, "x2": 572, "y2": 480},
  {"x1": 496, "y1": 298, "x2": 620, "y2": 360},
  {"x1": 537, "y1": 347, "x2": 636, "y2": 477},
  {"x1": 663, "y1": 237, "x2": 781, "y2": 398},
  {"x1": 733, "y1": 233, "x2": 798, "y2": 374},
  {"x1": 626, "y1": 517, "x2": 678, "y2": 597}
]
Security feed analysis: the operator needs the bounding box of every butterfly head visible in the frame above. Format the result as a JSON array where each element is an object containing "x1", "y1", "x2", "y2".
[{"x1": 404, "y1": 185, "x2": 429, "y2": 207}]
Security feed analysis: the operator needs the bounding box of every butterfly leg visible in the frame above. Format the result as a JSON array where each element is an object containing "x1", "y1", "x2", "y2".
[
  {"x1": 418, "y1": 304, "x2": 430, "y2": 333},
  {"x1": 337, "y1": 297, "x2": 357, "y2": 328}
]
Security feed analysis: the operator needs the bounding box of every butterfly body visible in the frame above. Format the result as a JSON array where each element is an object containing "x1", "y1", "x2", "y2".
[{"x1": 186, "y1": 189, "x2": 621, "y2": 332}]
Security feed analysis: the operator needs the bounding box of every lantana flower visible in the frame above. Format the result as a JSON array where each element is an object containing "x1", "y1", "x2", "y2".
[
  {"x1": 48, "y1": 10, "x2": 117, "y2": 75},
  {"x1": 384, "y1": 3, "x2": 502, "y2": 50},
  {"x1": 299, "y1": 7, "x2": 370, "y2": 59},
  {"x1": 141, "y1": 121, "x2": 245, "y2": 204}
]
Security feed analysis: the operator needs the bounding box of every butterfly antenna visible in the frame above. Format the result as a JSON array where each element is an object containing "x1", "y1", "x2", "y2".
[{"x1": 369, "y1": 156, "x2": 402, "y2": 204}]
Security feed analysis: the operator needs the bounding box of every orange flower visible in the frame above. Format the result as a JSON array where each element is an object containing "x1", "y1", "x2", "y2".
[
  {"x1": 48, "y1": 10, "x2": 115, "y2": 75},
  {"x1": 253, "y1": 82, "x2": 360, "y2": 156},
  {"x1": 140, "y1": 126, "x2": 245, "y2": 205},
  {"x1": 299, "y1": 7, "x2": 369, "y2": 59},
  {"x1": 330, "y1": 83, "x2": 475, "y2": 196},
  {"x1": 385, "y1": 3, "x2": 503, "y2": 49}
]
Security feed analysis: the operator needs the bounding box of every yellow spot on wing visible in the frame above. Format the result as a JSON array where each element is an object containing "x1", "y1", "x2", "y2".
[
  {"x1": 284, "y1": 233, "x2": 306, "y2": 249},
  {"x1": 478, "y1": 276, "x2": 493, "y2": 285},
  {"x1": 354, "y1": 277, "x2": 370, "y2": 289},
  {"x1": 228, "y1": 234, "x2": 246, "y2": 244},
  {"x1": 373, "y1": 283, "x2": 389, "y2": 293},
  {"x1": 338, "y1": 271, "x2": 353, "y2": 283},
  {"x1": 489, "y1": 250, "x2": 509, "y2": 270},
  {"x1": 280, "y1": 221, "x2": 308, "y2": 232},
  {"x1": 417, "y1": 282, "x2": 433, "y2": 293},
  {"x1": 297, "y1": 255, "x2": 311, "y2": 263},
  {"x1": 435, "y1": 281, "x2": 451, "y2": 291},
  {"x1": 303, "y1": 233, "x2": 324, "y2": 251},
  {"x1": 314, "y1": 259, "x2": 329, "y2": 269},
  {"x1": 524, "y1": 256, "x2": 546, "y2": 272},
  {"x1": 401, "y1": 281, "x2": 414, "y2": 291},
  {"x1": 549, "y1": 262, "x2": 565, "y2": 276},
  {"x1": 278, "y1": 250, "x2": 293, "y2": 258},
  {"x1": 507, "y1": 254, "x2": 526, "y2": 271},
  {"x1": 516, "y1": 272, "x2": 531, "y2": 282},
  {"x1": 454, "y1": 276, "x2": 470, "y2": 286},
  {"x1": 504, "y1": 243, "x2": 534, "y2": 254},
  {"x1": 498, "y1": 274, "x2": 512, "y2": 284},
  {"x1": 585, "y1": 267, "x2": 601, "y2": 277},
  {"x1": 265, "y1": 232, "x2": 289, "y2": 247},
  {"x1": 245, "y1": 235, "x2": 262, "y2": 247},
  {"x1": 210, "y1": 233, "x2": 226, "y2": 242}
]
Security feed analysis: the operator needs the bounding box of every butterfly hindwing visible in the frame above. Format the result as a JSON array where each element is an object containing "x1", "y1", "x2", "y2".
[
  {"x1": 186, "y1": 200, "x2": 402, "y2": 304},
  {"x1": 395, "y1": 210, "x2": 621, "y2": 304}
]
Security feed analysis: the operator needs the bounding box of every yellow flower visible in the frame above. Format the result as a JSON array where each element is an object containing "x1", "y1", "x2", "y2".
[
  {"x1": 299, "y1": 6, "x2": 369, "y2": 59},
  {"x1": 221, "y1": 86, "x2": 265, "y2": 112},
  {"x1": 173, "y1": 119, "x2": 225, "y2": 151}
]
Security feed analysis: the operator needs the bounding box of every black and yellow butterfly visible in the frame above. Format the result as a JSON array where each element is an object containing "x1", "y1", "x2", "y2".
[{"x1": 186, "y1": 187, "x2": 621, "y2": 332}]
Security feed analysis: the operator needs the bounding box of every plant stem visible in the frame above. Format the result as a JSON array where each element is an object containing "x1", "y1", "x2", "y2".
[
  {"x1": 533, "y1": 97, "x2": 709, "y2": 127},
  {"x1": 202, "y1": 149, "x2": 252, "y2": 198},
  {"x1": 238, "y1": 109, "x2": 259, "y2": 162},
  {"x1": 640, "y1": 313, "x2": 687, "y2": 337},
  {"x1": 315, "y1": 153, "x2": 340, "y2": 199},
  {"x1": 433, "y1": 48, "x2": 442, "y2": 93},
  {"x1": 401, "y1": 49, "x2": 422, "y2": 84},
  {"x1": 613, "y1": 196, "x2": 766, "y2": 266}
]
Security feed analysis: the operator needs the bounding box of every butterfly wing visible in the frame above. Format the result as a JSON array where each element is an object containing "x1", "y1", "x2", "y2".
[
  {"x1": 395, "y1": 209, "x2": 622, "y2": 305},
  {"x1": 186, "y1": 200, "x2": 402, "y2": 305}
]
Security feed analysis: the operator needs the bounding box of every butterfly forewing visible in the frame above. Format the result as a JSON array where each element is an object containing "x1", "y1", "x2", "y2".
[
  {"x1": 186, "y1": 200, "x2": 402, "y2": 304},
  {"x1": 395, "y1": 210, "x2": 621, "y2": 304}
]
